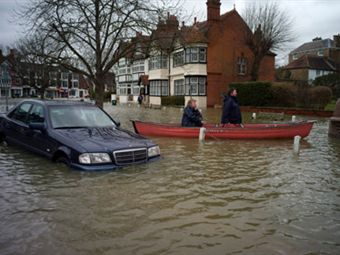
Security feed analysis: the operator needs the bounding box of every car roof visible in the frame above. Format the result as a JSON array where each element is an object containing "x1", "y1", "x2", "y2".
[{"x1": 19, "y1": 99, "x2": 95, "y2": 107}]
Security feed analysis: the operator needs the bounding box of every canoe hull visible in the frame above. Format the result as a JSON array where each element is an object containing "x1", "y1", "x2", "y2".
[{"x1": 132, "y1": 121, "x2": 315, "y2": 139}]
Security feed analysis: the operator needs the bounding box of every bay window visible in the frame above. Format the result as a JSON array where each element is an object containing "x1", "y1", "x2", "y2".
[
  {"x1": 185, "y1": 76, "x2": 206, "y2": 96},
  {"x1": 149, "y1": 54, "x2": 168, "y2": 70},
  {"x1": 174, "y1": 79, "x2": 184, "y2": 95},
  {"x1": 149, "y1": 80, "x2": 169, "y2": 96},
  {"x1": 185, "y1": 47, "x2": 207, "y2": 63},
  {"x1": 173, "y1": 51, "x2": 184, "y2": 67}
]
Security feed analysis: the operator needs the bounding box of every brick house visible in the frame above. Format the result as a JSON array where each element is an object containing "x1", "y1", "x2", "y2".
[
  {"x1": 114, "y1": 0, "x2": 276, "y2": 107},
  {"x1": 0, "y1": 49, "x2": 91, "y2": 99},
  {"x1": 284, "y1": 35, "x2": 340, "y2": 83}
]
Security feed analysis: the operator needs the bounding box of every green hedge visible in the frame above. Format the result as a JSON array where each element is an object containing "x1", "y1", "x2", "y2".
[
  {"x1": 313, "y1": 73, "x2": 340, "y2": 99},
  {"x1": 230, "y1": 82, "x2": 273, "y2": 106},
  {"x1": 161, "y1": 96, "x2": 185, "y2": 106}
]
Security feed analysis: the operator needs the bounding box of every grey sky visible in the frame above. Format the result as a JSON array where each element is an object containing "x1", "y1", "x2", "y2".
[{"x1": 1, "y1": 0, "x2": 339, "y2": 65}]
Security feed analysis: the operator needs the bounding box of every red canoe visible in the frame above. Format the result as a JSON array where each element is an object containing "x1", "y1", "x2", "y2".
[{"x1": 132, "y1": 120, "x2": 315, "y2": 139}]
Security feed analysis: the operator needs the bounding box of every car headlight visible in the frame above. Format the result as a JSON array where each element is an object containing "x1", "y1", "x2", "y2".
[
  {"x1": 79, "y1": 153, "x2": 112, "y2": 164},
  {"x1": 148, "y1": 146, "x2": 160, "y2": 158}
]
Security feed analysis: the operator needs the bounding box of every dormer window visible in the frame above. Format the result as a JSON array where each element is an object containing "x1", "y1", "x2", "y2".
[
  {"x1": 292, "y1": 54, "x2": 298, "y2": 60},
  {"x1": 317, "y1": 50, "x2": 324, "y2": 56}
]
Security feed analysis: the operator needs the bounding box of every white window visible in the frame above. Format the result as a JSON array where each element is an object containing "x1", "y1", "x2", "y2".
[
  {"x1": 149, "y1": 80, "x2": 169, "y2": 96},
  {"x1": 60, "y1": 72, "x2": 69, "y2": 88},
  {"x1": 49, "y1": 72, "x2": 57, "y2": 87},
  {"x1": 317, "y1": 50, "x2": 324, "y2": 56},
  {"x1": 173, "y1": 51, "x2": 184, "y2": 67},
  {"x1": 149, "y1": 55, "x2": 168, "y2": 70},
  {"x1": 174, "y1": 79, "x2": 185, "y2": 95},
  {"x1": 185, "y1": 47, "x2": 207, "y2": 63},
  {"x1": 133, "y1": 86, "x2": 140, "y2": 95},
  {"x1": 71, "y1": 73, "x2": 79, "y2": 88},
  {"x1": 118, "y1": 58, "x2": 126, "y2": 67},
  {"x1": 292, "y1": 54, "x2": 298, "y2": 60},
  {"x1": 118, "y1": 85, "x2": 128, "y2": 95},
  {"x1": 185, "y1": 76, "x2": 206, "y2": 96},
  {"x1": 237, "y1": 56, "x2": 247, "y2": 75}
]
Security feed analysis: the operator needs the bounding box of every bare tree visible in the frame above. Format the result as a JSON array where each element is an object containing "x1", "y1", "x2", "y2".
[
  {"x1": 242, "y1": 2, "x2": 295, "y2": 81},
  {"x1": 13, "y1": 34, "x2": 59, "y2": 98},
  {"x1": 17, "y1": 0, "x2": 185, "y2": 107}
]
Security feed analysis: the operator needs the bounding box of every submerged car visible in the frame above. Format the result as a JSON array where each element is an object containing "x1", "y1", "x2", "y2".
[{"x1": 0, "y1": 100, "x2": 160, "y2": 171}]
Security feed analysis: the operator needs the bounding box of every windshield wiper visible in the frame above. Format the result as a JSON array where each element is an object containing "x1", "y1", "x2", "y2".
[{"x1": 54, "y1": 126, "x2": 90, "y2": 129}]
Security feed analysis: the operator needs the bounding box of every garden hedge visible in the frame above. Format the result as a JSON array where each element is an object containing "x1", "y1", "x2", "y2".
[
  {"x1": 161, "y1": 96, "x2": 185, "y2": 106},
  {"x1": 229, "y1": 81, "x2": 273, "y2": 106}
]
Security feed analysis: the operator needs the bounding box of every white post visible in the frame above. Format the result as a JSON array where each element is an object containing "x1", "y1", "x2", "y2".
[
  {"x1": 252, "y1": 112, "x2": 257, "y2": 119},
  {"x1": 199, "y1": 127, "x2": 206, "y2": 141},
  {"x1": 292, "y1": 115, "x2": 296, "y2": 122},
  {"x1": 293, "y1": 135, "x2": 301, "y2": 154}
]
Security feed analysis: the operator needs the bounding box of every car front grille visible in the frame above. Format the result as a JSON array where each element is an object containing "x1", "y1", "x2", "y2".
[{"x1": 113, "y1": 148, "x2": 147, "y2": 165}]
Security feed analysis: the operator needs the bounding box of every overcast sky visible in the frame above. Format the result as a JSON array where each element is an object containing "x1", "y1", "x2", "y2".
[{"x1": 1, "y1": 0, "x2": 339, "y2": 65}]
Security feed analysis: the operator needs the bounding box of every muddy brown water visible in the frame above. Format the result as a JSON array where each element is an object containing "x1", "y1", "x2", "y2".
[{"x1": 0, "y1": 104, "x2": 340, "y2": 255}]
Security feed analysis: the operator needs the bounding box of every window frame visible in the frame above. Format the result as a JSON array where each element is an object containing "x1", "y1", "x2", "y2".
[
  {"x1": 184, "y1": 76, "x2": 206, "y2": 96},
  {"x1": 149, "y1": 80, "x2": 169, "y2": 96},
  {"x1": 185, "y1": 47, "x2": 207, "y2": 64},
  {"x1": 28, "y1": 104, "x2": 45, "y2": 124},
  {"x1": 9, "y1": 102, "x2": 33, "y2": 125},
  {"x1": 174, "y1": 79, "x2": 185, "y2": 95}
]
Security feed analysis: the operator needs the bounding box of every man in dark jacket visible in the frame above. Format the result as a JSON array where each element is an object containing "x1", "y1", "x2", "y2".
[
  {"x1": 181, "y1": 99, "x2": 203, "y2": 127},
  {"x1": 221, "y1": 88, "x2": 242, "y2": 125}
]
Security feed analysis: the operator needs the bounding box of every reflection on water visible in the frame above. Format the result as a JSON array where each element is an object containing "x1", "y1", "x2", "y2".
[{"x1": 0, "y1": 104, "x2": 340, "y2": 255}]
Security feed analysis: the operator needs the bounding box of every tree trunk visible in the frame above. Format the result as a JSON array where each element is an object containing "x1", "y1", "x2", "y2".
[
  {"x1": 250, "y1": 54, "x2": 263, "y2": 81},
  {"x1": 40, "y1": 88, "x2": 45, "y2": 99},
  {"x1": 94, "y1": 76, "x2": 105, "y2": 108}
]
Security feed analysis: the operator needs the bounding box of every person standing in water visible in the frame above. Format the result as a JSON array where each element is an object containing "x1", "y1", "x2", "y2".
[{"x1": 221, "y1": 88, "x2": 242, "y2": 125}]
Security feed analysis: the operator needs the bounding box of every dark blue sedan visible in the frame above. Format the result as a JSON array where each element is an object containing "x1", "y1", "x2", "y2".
[{"x1": 0, "y1": 100, "x2": 160, "y2": 171}]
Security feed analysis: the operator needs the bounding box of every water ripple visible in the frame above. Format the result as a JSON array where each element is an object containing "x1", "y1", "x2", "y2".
[{"x1": 0, "y1": 106, "x2": 339, "y2": 254}]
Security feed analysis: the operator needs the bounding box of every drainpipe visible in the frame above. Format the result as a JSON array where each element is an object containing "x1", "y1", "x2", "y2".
[{"x1": 168, "y1": 51, "x2": 171, "y2": 97}]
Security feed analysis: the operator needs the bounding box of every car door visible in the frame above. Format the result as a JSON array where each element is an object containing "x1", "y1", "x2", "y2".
[
  {"x1": 5, "y1": 102, "x2": 33, "y2": 147},
  {"x1": 26, "y1": 103, "x2": 56, "y2": 157}
]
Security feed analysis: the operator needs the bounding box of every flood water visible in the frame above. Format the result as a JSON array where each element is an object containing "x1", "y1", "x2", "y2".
[{"x1": 1, "y1": 103, "x2": 340, "y2": 255}]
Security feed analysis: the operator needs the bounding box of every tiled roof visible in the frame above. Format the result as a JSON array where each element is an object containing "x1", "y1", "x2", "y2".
[
  {"x1": 285, "y1": 55, "x2": 337, "y2": 71},
  {"x1": 291, "y1": 38, "x2": 335, "y2": 54},
  {"x1": 179, "y1": 26, "x2": 208, "y2": 44}
]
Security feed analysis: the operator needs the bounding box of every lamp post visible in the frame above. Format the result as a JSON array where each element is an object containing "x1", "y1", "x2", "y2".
[{"x1": 0, "y1": 64, "x2": 11, "y2": 112}]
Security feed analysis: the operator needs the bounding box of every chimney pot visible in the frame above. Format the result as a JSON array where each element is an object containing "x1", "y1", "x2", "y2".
[{"x1": 207, "y1": 0, "x2": 221, "y2": 23}]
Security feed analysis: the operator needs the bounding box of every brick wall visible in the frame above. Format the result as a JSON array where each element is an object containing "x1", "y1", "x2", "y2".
[{"x1": 206, "y1": 10, "x2": 275, "y2": 106}]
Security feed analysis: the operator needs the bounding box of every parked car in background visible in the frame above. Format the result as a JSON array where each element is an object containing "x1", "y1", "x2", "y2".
[{"x1": 0, "y1": 100, "x2": 160, "y2": 171}]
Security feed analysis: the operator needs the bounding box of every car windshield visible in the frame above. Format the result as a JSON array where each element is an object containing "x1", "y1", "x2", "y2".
[{"x1": 49, "y1": 105, "x2": 116, "y2": 129}]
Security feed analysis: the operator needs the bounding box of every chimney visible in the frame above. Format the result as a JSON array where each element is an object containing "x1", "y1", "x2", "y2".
[
  {"x1": 334, "y1": 34, "x2": 340, "y2": 48},
  {"x1": 312, "y1": 37, "x2": 322, "y2": 42},
  {"x1": 194, "y1": 17, "x2": 197, "y2": 25},
  {"x1": 207, "y1": 0, "x2": 221, "y2": 23}
]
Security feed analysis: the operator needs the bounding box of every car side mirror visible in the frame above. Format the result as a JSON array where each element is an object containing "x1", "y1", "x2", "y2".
[
  {"x1": 29, "y1": 122, "x2": 46, "y2": 131},
  {"x1": 115, "y1": 121, "x2": 121, "y2": 128}
]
